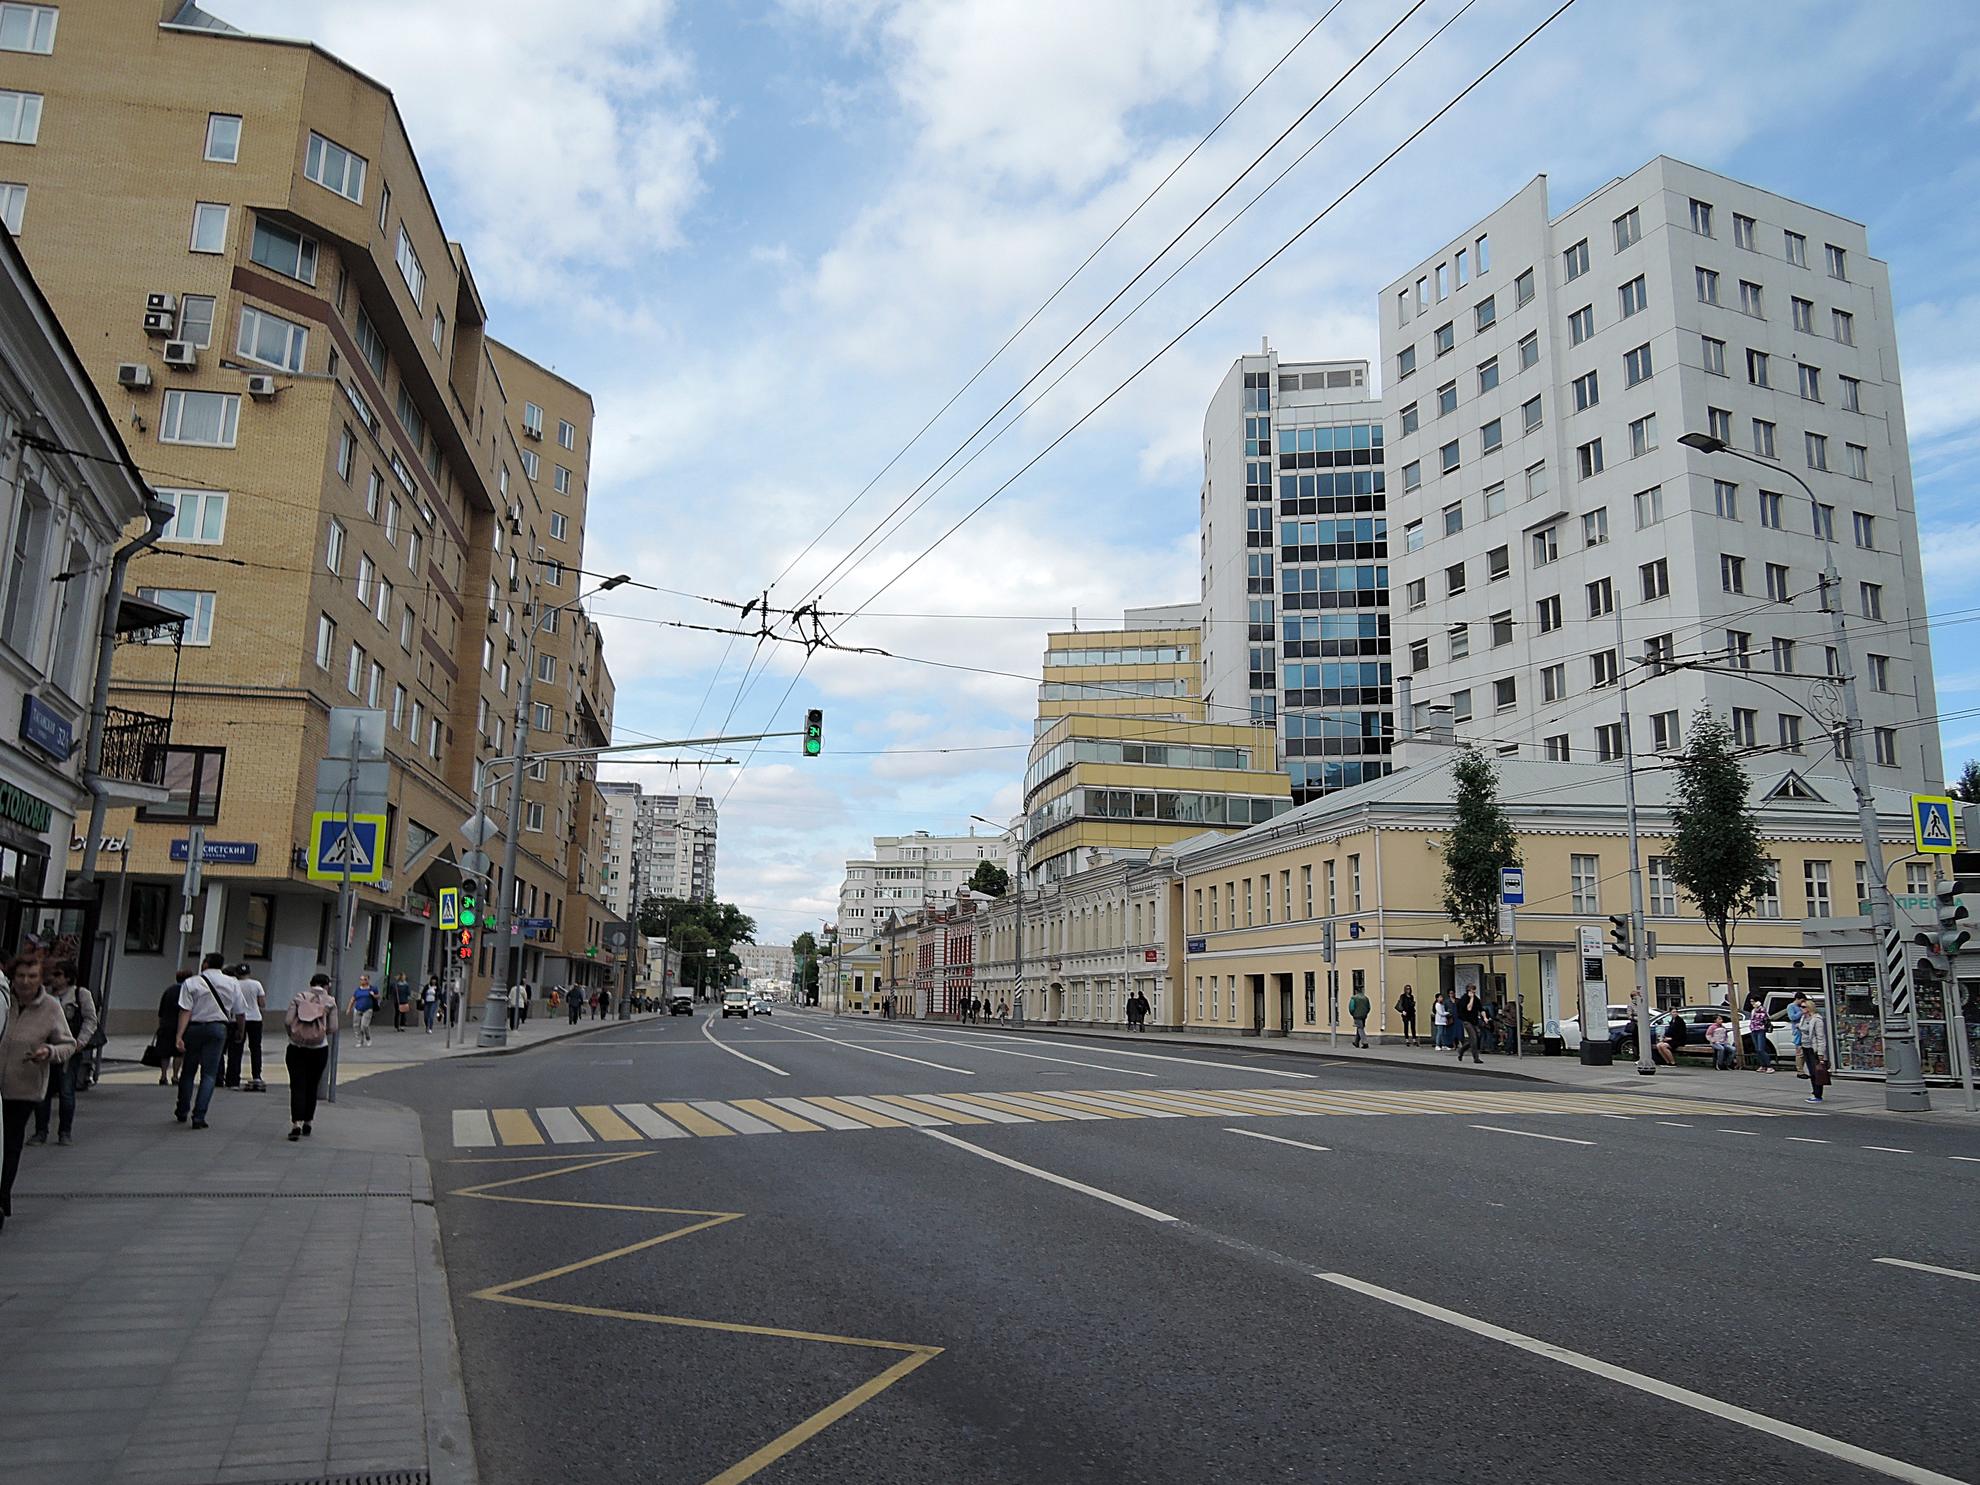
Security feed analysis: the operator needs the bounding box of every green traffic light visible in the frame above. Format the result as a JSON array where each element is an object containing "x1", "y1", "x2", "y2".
[
  {"x1": 803, "y1": 707, "x2": 823, "y2": 757},
  {"x1": 461, "y1": 894, "x2": 477, "y2": 928}
]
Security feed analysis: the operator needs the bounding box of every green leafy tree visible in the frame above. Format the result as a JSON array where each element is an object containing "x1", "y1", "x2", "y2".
[
  {"x1": 1441, "y1": 747, "x2": 1520, "y2": 950},
  {"x1": 967, "y1": 860, "x2": 1011, "y2": 897},
  {"x1": 1667, "y1": 709, "x2": 1773, "y2": 1046},
  {"x1": 636, "y1": 895, "x2": 756, "y2": 991},
  {"x1": 1953, "y1": 760, "x2": 1980, "y2": 804}
]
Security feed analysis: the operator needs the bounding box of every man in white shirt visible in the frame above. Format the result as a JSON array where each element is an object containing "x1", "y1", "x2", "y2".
[
  {"x1": 174, "y1": 952, "x2": 242, "y2": 1129},
  {"x1": 226, "y1": 962, "x2": 268, "y2": 1092}
]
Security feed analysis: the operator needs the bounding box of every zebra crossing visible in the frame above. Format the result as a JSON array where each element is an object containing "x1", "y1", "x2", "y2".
[{"x1": 449, "y1": 1085, "x2": 1780, "y2": 1149}]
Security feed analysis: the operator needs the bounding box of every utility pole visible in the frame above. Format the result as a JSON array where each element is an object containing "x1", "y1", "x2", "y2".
[
  {"x1": 1616, "y1": 605, "x2": 1656, "y2": 1075},
  {"x1": 324, "y1": 754, "x2": 356, "y2": 1103}
]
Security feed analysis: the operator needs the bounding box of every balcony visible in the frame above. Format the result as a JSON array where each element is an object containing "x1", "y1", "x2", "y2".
[{"x1": 99, "y1": 706, "x2": 170, "y2": 787}]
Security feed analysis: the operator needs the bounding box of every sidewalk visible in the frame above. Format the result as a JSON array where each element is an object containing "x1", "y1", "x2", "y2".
[
  {"x1": 0, "y1": 1079, "x2": 474, "y2": 1485},
  {"x1": 870, "y1": 1013, "x2": 1980, "y2": 1123}
]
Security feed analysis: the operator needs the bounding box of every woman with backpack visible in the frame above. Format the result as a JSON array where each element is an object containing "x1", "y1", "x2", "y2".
[{"x1": 284, "y1": 972, "x2": 339, "y2": 1141}]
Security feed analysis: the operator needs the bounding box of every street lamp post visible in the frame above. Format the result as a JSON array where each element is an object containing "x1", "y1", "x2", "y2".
[
  {"x1": 482, "y1": 573, "x2": 629, "y2": 1048},
  {"x1": 1679, "y1": 431, "x2": 1928, "y2": 1111},
  {"x1": 971, "y1": 815, "x2": 1023, "y2": 1027}
]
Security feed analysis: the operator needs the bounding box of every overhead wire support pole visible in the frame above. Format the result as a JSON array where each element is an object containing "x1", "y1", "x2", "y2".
[{"x1": 1615, "y1": 605, "x2": 1656, "y2": 1076}]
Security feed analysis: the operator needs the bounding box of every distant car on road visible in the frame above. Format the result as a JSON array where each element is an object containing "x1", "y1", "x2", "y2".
[
  {"x1": 721, "y1": 990, "x2": 751, "y2": 1019},
  {"x1": 750, "y1": 996, "x2": 773, "y2": 1016},
  {"x1": 666, "y1": 990, "x2": 693, "y2": 1015}
]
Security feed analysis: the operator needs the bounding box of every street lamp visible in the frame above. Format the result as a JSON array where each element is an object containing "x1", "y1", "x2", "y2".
[
  {"x1": 971, "y1": 814, "x2": 1024, "y2": 1028},
  {"x1": 1678, "y1": 430, "x2": 1929, "y2": 1111},
  {"x1": 480, "y1": 572, "x2": 630, "y2": 1047}
]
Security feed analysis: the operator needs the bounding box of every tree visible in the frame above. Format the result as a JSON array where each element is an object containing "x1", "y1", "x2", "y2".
[
  {"x1": 967, "y1": 860, "x2": 1010, "y2": 897},
  {"x1": 1667, "y1": 709, "x2": 1773, "y2": 1049},
  {"x1": 635, "y1": 895, "x2": 757, "y2": 994},
  {"x1": 1441, "y1": 746, "x2": 1520, "y2": 949},
  {"x1": 1954, "y1": 760, "x2": 1980, "y2": 804}
]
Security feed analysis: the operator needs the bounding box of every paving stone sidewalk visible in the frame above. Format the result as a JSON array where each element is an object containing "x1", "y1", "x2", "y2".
[{"x1": 0, "y1": 1078, "x2": 474, "y2": 1485}]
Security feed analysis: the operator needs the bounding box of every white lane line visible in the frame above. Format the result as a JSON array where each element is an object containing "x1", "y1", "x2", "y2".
[
  {"x1": 452, "y1": 1110, "x2": 496, "y2": 1149},
  {"x1": 1873, "y1": 1257, "x2": 1980, "y2": 1284},
  {"x1": 1315, "y1": 1271, "x2": 1965, "y2": 1485},
  {"x1": 778, "y1": 1021, "x2": 975, "y2": 1075},
  {"x1": 535, "y1": 1108, "x2": 593, "y2": 1144},
  {"x1": 690, "y1": 1100, "x2": 777, "y2": 1135},
  {"x1": 915, "y1": 1093, "x2": 1029, "y2": 1124},
  {"x1": 1786, "y1": 1136, "x2": 1830, "y2": 1145},
  {"x1": 1468, "y1": 1124, "x2": 1595, "y2": 1147},
  {"x1": 887, "y1": 1030, "x2": 1160, "y2": 1078},
  {"x1": 1951, "y1": 1156, "x2": 1980, "y2": 1164},
  {"x1": 699, "y1": 1013, "x2": 789, "y2": 1077},
  {"x1": 1599, "y1": 1114, "x2": 1633, "y2": 1120},
  {"x1": 1863, "y1": 1145, "x2": 1913, "y2": 1154},
  {"x1": 920, "y1": 1129, "x2": 1177, "y2": 1223},
  {"x1": 1656, "y1": 1121, "x2": 1692, "y2": 1129},
  {"x1": 769, "y1": 1097, "x2": 868, "y2": 1131},
  {"x1": 1226, "y1": 1127, "x2": 1330, "y2": 1153},
  {"x1": 613, "y1": 1103, "x2": 687, "y2": 1140},
  {"x1": 939, "y1": 1030, "x2": 1315, "y2": 1080},
  {"x1": 1719, "y1": 1129, "x2": 1760, "y2": 1137},
  {"x1": 842, "y1": 1094, "x2": 947, "y2": 1127}
]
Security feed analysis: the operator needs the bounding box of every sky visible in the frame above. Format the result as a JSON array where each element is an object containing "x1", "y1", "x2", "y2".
[{"x1": 218, "y1": 0, "x2": 1980, "y2": 945}]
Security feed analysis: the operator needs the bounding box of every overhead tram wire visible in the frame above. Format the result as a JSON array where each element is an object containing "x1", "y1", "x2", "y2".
[
  {"x1": 761, "y1": 3, "x2": 1344, "y2": 599},
  {"x1": 828, "y1": 0, "x2": 1586, "y2": 624},
  {"x1": 794, "y1": 0, "x2": 1435, "y2": 610},
  {"x1": 814, "y1": 0, "x2": 1480, "y2": 614}
]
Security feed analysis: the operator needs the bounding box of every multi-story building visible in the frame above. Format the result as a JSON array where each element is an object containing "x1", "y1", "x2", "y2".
[
  {"x1": 1379, "y1": 158, "x2": 1939, "y2": 786},
  {"x1": 734, "y1": 940, "x2": 793, "y2": 986},
  {"x1": 598, "y1": 782, "x2": 717, "y2": 914},
  {"x1": 13, "y1": 3, "x2": 615, "y2": 1020},
  {"x1": 1200, "y1": 351, "x2": 1392, "y2": 804},
  {"x1": 837, "y1": 828, "x2": 1007, "y2": 934}
]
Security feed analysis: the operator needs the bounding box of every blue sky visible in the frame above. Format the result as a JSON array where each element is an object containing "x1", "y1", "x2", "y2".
[{"x1": 221, "y1": 0, "x2": 1980, "y2": 942}]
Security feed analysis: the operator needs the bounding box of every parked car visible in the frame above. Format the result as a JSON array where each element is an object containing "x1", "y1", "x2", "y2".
[
  {"x1": 1622, "y1": 1005, "x2": 1795, "y2": 1062},
  {"x1": 1557, "y1": 1004, "x2": 1633, "y2": 1051}
]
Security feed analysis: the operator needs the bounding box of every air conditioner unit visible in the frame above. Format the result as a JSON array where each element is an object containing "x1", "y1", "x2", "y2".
[
  {"x1": 245, "y1": 373, "x2": 277, "y2": 400},
  {"x1": 145, "y1": 292, "x2": 177, "y2": 314},
  {"x1": 161, "y1": 340, "x2": 198, "y2": 369},
  {"x1": 116, "y1": 362, "x2": 154, "y2": 390},
  {"x1": 142, "y1": 310, "x2": 176, "y2": 336}
]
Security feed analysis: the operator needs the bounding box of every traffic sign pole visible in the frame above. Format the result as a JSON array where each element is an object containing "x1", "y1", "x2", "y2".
[{"x1": 1501, "y1": 867, "x2": 1524, "y2": 1059}]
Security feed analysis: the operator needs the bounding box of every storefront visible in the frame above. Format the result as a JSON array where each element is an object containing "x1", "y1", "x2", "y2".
[
  {"x1": 0, "y1": 769, "x2": 93, "y2": 976},
  {"x1": 1814, "y1": 943, "x2": 1972, "y2": 1085}
]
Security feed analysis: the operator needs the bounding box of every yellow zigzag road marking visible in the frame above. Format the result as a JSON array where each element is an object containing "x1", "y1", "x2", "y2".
[{"x1": 453, "y1": 1152, "x2": 941, "y2": 1485}]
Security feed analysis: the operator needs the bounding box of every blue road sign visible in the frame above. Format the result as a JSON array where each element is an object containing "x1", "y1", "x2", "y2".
[
  {"x1": 308, "y1": 811, "x2": 387, "y2": 883},
  {"x1": 1912, "y1": 794, "x2": 1957, "y2": 855},
  {"x1": 1500, "y1": 866, "x2": 1525, "y2": 905}
]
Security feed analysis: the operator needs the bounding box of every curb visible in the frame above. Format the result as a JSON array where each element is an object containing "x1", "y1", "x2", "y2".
[
  {"x1": 454, "y1": 1011, "x2": 669, "y2": 1058},
  {"x1": 415, "y1": 1194, "x2": 479, "y2": 1485}
]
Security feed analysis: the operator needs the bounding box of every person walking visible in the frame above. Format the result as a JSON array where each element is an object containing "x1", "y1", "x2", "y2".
[
  {"x1": 1796, "y1": 994, "x2": 1829, "y2": 1103},
  {"x1": 518, "y1": 980, "x2": 532, "y2": 1025},
  {"x1": 2, "y1": 953, "x2": 76, "y2": 1233},
  {"x1": 390, "y1": 972, "x2": 411, "y2": 1032},
  {"x1": 568, "y1": 985, "x2": 583, "y2": 1025},
  {"x1": 1396, "y1": 985, "x2": 1419, "y2": 1046},
  {"x1": 175, "y1": 953, "x2": 241, "y2": 1130},
  {"x1": 506, "y1": 982, "x2": 522, "y2": 1031},
  {"x1": 284, "y1": 972, "x2": 339, "y2": 1141},
  {"x1": 226, "y1": 963, "x2": 266, "y2": 1091},
  {"x1": 350, "y1": 973, "x2": 379, "y2": 1047},
  {"x1": 421, "y1": 975, "x2": 439, "y2": 1033},
  {"x1": 1454, "y1": 987, "x2": 1485, "y2": 1064},
  {"x1": 1347, "y1": 985, "x2": 1372, "y2": 1048},
  {"x1": 998, "y1": 999, "x2": 1011, "y2": 1026},
  {"x1": 31, "y1": 961, "x2": 96, "y2": 1146}
]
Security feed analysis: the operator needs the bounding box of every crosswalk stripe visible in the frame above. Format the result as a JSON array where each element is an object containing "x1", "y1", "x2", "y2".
[
  {"x1": 1260, "y1": 1091, "x2": 1390, "y2": 1115},
  {"x1": 1023, "y1": 1091, "x2": 1148, "y2": 1119},
  {"x1": 732, "y1": 1098, "x2": 823, "y2": 1132},
  {"x1": 1109, "y1": 1090, "x2": 1247, "y2": 1117},
  {"x1": 691, "y1": 1100, "x2": 778, "y2": 1134},
  {"x1": 915, "y1": 1093, "x2": 1028, "y2": 1124},
  {"x1": 537, "y1": 1108, "x2": 594, "y2": 1143},
  {"x1": 491, "y1": 1109, "x2": 544, "y2": 1145},
  {"x1": 614, "y1": 1103, "x2": 688, "y2": 1139},
  {"x1": 849, "y1": 1095, "x2": 949, "y2": 1127},
  {"x1": 982, "y1": 1091, "x2": 1104, "y2": 1120},
  {"x1": 949, "y1": 1092, "x2": 1072, "y2": 1121},
  {"x1": 1167, "y1": 1091, "x2": 1296, "y2": 1117},
  {"x1": 770, "y1": 1096, "x2": 869, "y2": 1131},
  {"x1": 875, "y1": 1093, "x2": 990, "y2": 1125},
  {"x1": 453, "y1": 1110, "x2": 496, "y2": 1148},
  {"x1": 576, "y1": 1105, "x2": 643, "y2": 1141},
  {"x1": 654, "y1": 1101, "x2": 735, "y2": 1137},
  {"x1": 802, "y1": 1095, "x2": 908, "y2": 1129}
]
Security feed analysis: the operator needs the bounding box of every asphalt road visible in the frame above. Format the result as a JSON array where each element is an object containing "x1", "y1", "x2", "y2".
[{"x1": 364, "y1": 1007, "x2": 1980, "y2": 1485}]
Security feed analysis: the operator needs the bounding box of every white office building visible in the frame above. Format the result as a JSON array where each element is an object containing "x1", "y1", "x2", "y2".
[
  {"x1": 837, "y1": 829, "x2": 1010, "y2": 934},
  {"x1": 1200, "y1": 349, "x2": 1392, "y2": 804},
  {"x1": 1379, "y1": 157, "x2": 1939, "y2": 786},
  {"x1": 599, "y1": 782, "x2": 718, "y2": 913}
]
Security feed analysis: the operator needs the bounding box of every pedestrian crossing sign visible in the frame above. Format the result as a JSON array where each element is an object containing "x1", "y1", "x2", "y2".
[
  {"x1": 308, "y1": 811, "x2": 388, "y2": 882},
  {"x1": 437, "y1": 886, "x2": 460, "y2": 931},
  {"x1": 1912, "y1": 794, "x2": 1958, "y2": 855}
]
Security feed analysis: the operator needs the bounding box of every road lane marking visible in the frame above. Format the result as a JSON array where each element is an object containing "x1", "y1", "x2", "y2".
[
  {"x1": 1718, "y1": 1129, "x2": 1759, "y2": 1137},
  {"x1": 535, "y1": 1108, "x2": 595, "y2": 1144},
  {"x1": 843, "y1": 1094, "x2": 947, "y2": 1127},
  {"x1": 920, "y1": 1129, "x2": 1177, "y2": 1222},
  {"x1": 948, "y1": 1031, "x2": 1316, "y2": 1079},
  {"x1": 491, "y1": 1109, "x2": 543, "y2": 1146},
  {"x1": 1011, "y1": 1091, "x2": 1137, "y2": 1119},
  {"x1": 941, "y1": 1092, "x2": 1073, "y2": 1122},
  {"x1": 980, "y1": 1091, "x2": 1105, "y2": 1121},
  {"x1": 873, "y1": 1093, "x2": 987, "y2": 1125},
  {"x1": 1101, "y1": 1089, "x2": 1237, "y2": 1117},
  {"x1": 1873, "y1": 1257, "x2": 1980, "y2": 1284},
  {"x1": 801, "y1": 1096, "x2": 908, "y2": 1129},
  {"x1": 768, "y1": 1097, "x2": 867, "y2": 1130},
  {"x1": 1786, "y1": 1136, "x2": 1829, "y2": 1145},
  {"x1": 614, "y1": 1103, "x2": 688, "y2": 1139},
  {"x1": 731, "y1": 1098, "x2": 823, "y2": 1133},
  {"x1": 1657, "y1": 1121, "x2": 1692, "y2": 1128},
  {"x1": 1226, "y1": 1128, "x2": 1330, "y2": 1153},
  {"x1": 914, "y1": 1093, "x2": 1028, "y2": 1124},
  {"x1": 1863, "y1": 1145, "x2": 1912, "y2": 1154},
  {"x1": 1314, "y1": 1271, "x2": 1968, "y2": 1485},
  {"x1": 779, "y1": 1021, "x2": 975, "y2": 1074},
  {"x1": 452, "y1": 1110, "x2": 496, "y2": 1148},
  {"x1": 1951, "y1": 1156, "x2": 1980, "y2": 1164},
  {"x1": 894, "y1": 1030, "x2": 1161, "y2": 1077},
  {"x1": 575, "y1": 1105, "x2": 642, "y2": 1141},
  {"x1": 1468, "y1": 1124, "x2": 1595, "y2": 1147},
  {"x1": 699, "y1": 1013, "x2": 789, "y2": 1076},
  {"x1": 1047, "y1": 1091, "x2": 1177, "y2": 1118},
  {"x1": 652, "y1": 1101, "x2": 735, "y2": 1137},
  {"x1": 692, "y1": 1100, "x2": 778, "y2": 1134}
]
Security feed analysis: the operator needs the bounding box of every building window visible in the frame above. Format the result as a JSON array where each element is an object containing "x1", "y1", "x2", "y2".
[
  {"x1": 355, "y1": 305, "x2": 386, "y2": 379},
  {"x1": 1434, "y1": 321, "x2": 1454, "y2": 356},
  {"x1": 1706, "y1": 405, "x2": 1732, "y2": 443},
  {"x1": 135, "y1": 589, "x2": 215, "y2": 647},
  {"x1": 1397, "y1": 345, "x2": 1416, "y2": 380},
  {"x1": 0, "y1": 87, "x2": 41, "y2": 144},
  {"x1": 1757, "y1": 490, "x2": 1783, "y2": 529},
  {"x1": 1477, "y1": 357, "x2": 1499, "y2": 395},
  {"x1": 1738, "y1": 280, "x2": 1764, "y2": 317},
  {"x1": 157, "y1": 487, "x2": 228, "y2": 544},
  {"x1": 1779, "y1": 713, "x2": 1803, "y2": 753},
  {"x1": 1449, "y1": 624, "x2": 1469, "y2": 659},
  {"x1": 1437, "y1": 380, "x2": 1458, "y2": 417},
  {"x1": 1576, "y1": 438, "x2": 1603, "y2": 479},
  {"x1": 1623, "y1": 343, "x2": 1652, "y2": 386},
  {"x1": 1490, "y1": 610, "x2": 1515, "y2": 646},
  {"x1": 520, "y1": 448, "x2": 539, "y2": 480},
  {"x1": 1766, "y1": 562, "x2": 1791, "y2": 602},
  {"x1": 1846, "y1": 443, "x2": 1868, "y2": 481},
  {"x1": 304, "y1": 130, "x2": 367, "y2": 202},
  {"x1": 1688, "y1": 199, "x2": 1713, "y2": 236},
  {"x1": 1544, "y1": 734, "x2": 1569, "y2": 761},
  {"x1": 1532, "y1": 525, "x2": 1559, "y2": 565},
  {"x1": 1860, "y1": 582, "x2": 1883, "y2": 621},
  {"x1": 0, "y1": 4, "x2": 57, "y2": 53},
  {"x1": 248, "y1": 216, "x2": 317, "y2": 283},
  {"x1": 1797, "y1": 363, "x2": 1822, "y2": 402},
  {"x1": 1752, "y1": 419, "x2": 1776, "y2": 458},
  {"x1": 1833, "y1": 308, "x2": 1854, "y2": 345},
  {"x1": 1586, "y1": 577, "x2": 1614, "y2": 618},
  {"x1": 1746, "y1": 348, "x2": 1770, "y2": 388},
  {"x1": 1518, "y1": 331, "x2": 1538, "y2": 371},
  {"x1": 1639, "y1": 558, "x2": 1669, "y2": 601},
  {"x1": 1483, "y1": 482, "x2": 1507, "y2": 519},
  {"x1": 549, "y1": 511, "x2": 568, "y2": 541},
  {"x1": 1792, "y1": 296, "x2": 1814, "y2": 334},
  {"x1": 1445, "y1": 561, "x2": 1466, "y2": 596},
  {"x1": 1646, "y1": 856, "x2": 1679, "y2": 914},
  {"x1": 1493, "y1": 676, "x2": 1517, "y2": 712},
  {"x1": 1486, "y1": 543, "x2": 1509, "y2": 580},
  {"x1": 1867, "y1": 653, "x2": 1890, "y2": 691},
  {"x1": 1590, "y1": 649, "x2": 1618, "y2": 688},
  {"x1": 1613, "y1": 207, "x2": 1641, "y2": 252},
  {"x1": 236, "y1": 303, "x2": 308, "y2": 371},
  {"x1": 1636, "y1": 486, "x2": 1664, "y2": 528},
  {"x1": 159, "y1": 390, "x2": 239, "y2": 446},
  {"x1": 1628, "y1": 413, "x2": 1658, "y2": 458},
  {"x1": 315, "y1": 613, "x2": 335, "y2": 670},
  {"x1": 1701, "y1": 335, "x2": 1726, "y2": 376},
  {"x1": 1595, "y1": 722, "x2": 1623, "y2": 761},
  {"x1": 189, "y1": 201, "x2": 229, "y2": 253},
  {"x1": 1564, "y1": 238, "x2": 1589, "y2": 279},
  {"x1": 1572, "y1": 369, "x2": 1599, "y2": 411},
  {"x1": 1840, "y1": 375, "x2": 1862, "y2": 413},
  {"x1": 125, "y1": 882, "x2": 168, "y2": 955},
  {"x1": 1803, "y1": 860, "x2": 1832, "y2": 918},
  {"x1": 1440, "y1": 440, "x2": 1460, "y2": 473},
  {"x1": 1825, "y1": 242, "x2": 1848, "y2": 280},
  {"x1": 1696, "y1": 266, "x2": 1719, "y2": 304},
  {"x1": 1522, "y1": 395, "x2": 1542, "y2": 433},
  {"x1": 1713, "y1": 480, "x2": 1738, "y2": 520},
  {"x1": 1619, "y1": 275, "x2": 1647, "y2": 318},
  {"x1": 431, "y1": 306, "x2": 445, "y2": 350},
  {"x1": 324, "y1": 518, "x2": 346, "y2": 576},
  {"x1": 1729, "y1": 707, "x2": 1757, "y2": 748},
  {"x1": 175, "y1": 293, "x2": 215, "y2": 348},
  {"x1": 1568, "y1": 305, "x2": 1593, "y2": 345},
  {"x1": 1874, "y1": 727, "x2": 1898, "y2": 767},
  {"x1": 1474, "y1": 295, "x2": 1496, "y2": 331},
  {"x1": 1813, "y1": 502, "x2": 1835, "y2": 541},
  {"x1": 1650, "y1": 710, "x2": 1680, "y2": 753},
  {"x1": 1804, "y1": 432, "x2": 1828, "y2": 472},
  {"x1": 1450, "y1": 689, "x2": 1472, "y2": 722},
  {"x1": 395, "y1": 225, "x2": 425, "y2": 304},
  {"x1": 1399, "y1": 401, "x2": 1419, "y2": 436},
  {"x1": 1514, "y1": 267, "x2": 1534, "y2": 306},
  {"x1": 1583, "y1": 507, "x2": 1609, "y2": 547}
]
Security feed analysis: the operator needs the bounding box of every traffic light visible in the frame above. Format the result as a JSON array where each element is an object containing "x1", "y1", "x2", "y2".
[
  {"x1": 586, "y1": 945, "x2": 597, "y2": 958},
  {"x1": 1608, "y1": 913, "x2": 1632, "y2": 957},
  {"x1": 1912, "y1": 879, "x2": 1969, "y2": 980},
  {"x1": 803, "y1": 708, "x2": 823, "y2": 757},
  {"x1": 460, "y1": 892, "x2": 477, "y2": 928},
  {"x1": 456, "y1": 928, "x2": 472, "y2": 961}
]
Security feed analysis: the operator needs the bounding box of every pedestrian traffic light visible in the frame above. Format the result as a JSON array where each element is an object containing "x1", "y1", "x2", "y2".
[
  {"x1": 460, "y1": 892, "x2": 477, "y2": 928},
  {"x1": 1607, "y1": 913, "x2": 1632, "y2": 957},
  {"x1": 586, "y1": 945, "x2": 597, "y2": 958},
  {"x1": 803, "y1": 708, "x2": 823, "y2": 757},
  {"x1": 456, "y1": 928, "x2": 472, "y2": 961}
]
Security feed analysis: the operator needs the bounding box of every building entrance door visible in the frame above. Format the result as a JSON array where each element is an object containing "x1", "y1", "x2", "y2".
[
  {"x1": 1276, "y1": 975, "x2": 1293, "y2": 1037},
  {"x1": 1250, "y1": 976, "x2": 1265, "y2": 1036}
]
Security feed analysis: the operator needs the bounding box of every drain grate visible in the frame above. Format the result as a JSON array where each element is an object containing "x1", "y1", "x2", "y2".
[
  {"x1": 26, "y1": 1190, "x2": 412, "y2": 1200},
  {"x1": 242, "y1": 1472, "x2": 427, "y2": 1485}
]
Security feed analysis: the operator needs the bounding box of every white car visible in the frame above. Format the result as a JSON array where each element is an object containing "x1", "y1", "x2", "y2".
[{"x1": 1557, "y1": 1004, "x2": 1634, "y2": 1051}]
